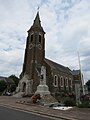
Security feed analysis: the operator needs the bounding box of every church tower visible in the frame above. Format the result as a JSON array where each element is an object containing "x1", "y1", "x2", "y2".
[
  {"x1": 22, "y1": 11, "x2": 45, "y2": 80},
  {"x1": 15, "y1": 12, "x2": 46, "y2": 96}
]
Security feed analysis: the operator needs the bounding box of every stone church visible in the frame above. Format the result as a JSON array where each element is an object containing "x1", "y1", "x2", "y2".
[{"x1": 16, "y1": 11, "x2": 82, "y2": 100}]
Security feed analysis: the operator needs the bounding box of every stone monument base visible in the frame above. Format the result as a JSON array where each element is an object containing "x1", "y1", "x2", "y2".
[
  {"x1": 35, "y1": 85, "x2": 50, "y2": 97},
  {"x1": 35, "y1": 84, "x2": 58, "y2": 105},
  {"x1": 13, "y1": 92, "x2": 24, "y2": 97},
  {"x1": 39, "y1": 94, "x2": 58, "y2": 105}
]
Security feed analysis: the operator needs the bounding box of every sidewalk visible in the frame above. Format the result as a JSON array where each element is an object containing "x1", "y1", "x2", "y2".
[{"x1": 0, "y1": 96, "x2": 90, "y2": 120}]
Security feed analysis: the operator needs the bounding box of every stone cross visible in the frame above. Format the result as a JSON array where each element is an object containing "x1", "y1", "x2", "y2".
[{"x1": 37, "y1": 6, "x2": 39, "y2": 12}]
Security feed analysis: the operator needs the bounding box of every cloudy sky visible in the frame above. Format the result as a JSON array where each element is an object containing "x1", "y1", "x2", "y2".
[{"x1": 0, "y1": 0, "x2": 90, "y2": 83}]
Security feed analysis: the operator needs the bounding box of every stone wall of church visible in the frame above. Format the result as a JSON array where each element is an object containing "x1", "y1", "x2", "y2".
[{"x1": 44, "y1": 61, "x2": 73, "y2": 99}]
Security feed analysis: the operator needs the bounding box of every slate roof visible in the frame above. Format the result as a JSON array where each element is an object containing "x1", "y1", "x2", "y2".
[
  {"x1": 44, "y1": 58, "x2": 72, "y2": 74},
  {"x1": 71, "y1": 70, "x2": 80, "y2": 75}
]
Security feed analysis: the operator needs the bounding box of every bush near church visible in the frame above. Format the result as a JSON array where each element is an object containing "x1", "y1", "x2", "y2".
[
  {"x1": 7, "y1": 75, "x2": 20, "y2": 92},
  {"x1": 86, "y1": 79, "x2": 90, "y2": 93},
  {"x1": 78, "y1": 100, "x2": 90, "y2": 108},
  {"x1": 78, "y1": 93, "x2": 90, "y2": 108},
  {"x1": 0, "y1": 80, "x2": 7, "y2": 94},
  {"x1": 8, "y1": 75, "x2": 20, "y2": 87},
  {"x1": 0, "y1": 75, "x2": 19, "y2": 95},
  {"x1": 63, "y1": 98, "x2": 76, "y2": 106}
]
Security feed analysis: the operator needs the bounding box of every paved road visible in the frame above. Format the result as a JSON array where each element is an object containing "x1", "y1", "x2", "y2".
[{"x1": 0, "y1": 106, "x2": 56, "y2": 120}]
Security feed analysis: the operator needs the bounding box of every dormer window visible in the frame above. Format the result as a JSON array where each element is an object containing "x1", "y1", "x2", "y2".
[
  {"x1": 30, "y1": 34, "x2": 33, "y2": 42},
  {"x1": 39, "y1": 35, "x2": 41, "y2": 43}
]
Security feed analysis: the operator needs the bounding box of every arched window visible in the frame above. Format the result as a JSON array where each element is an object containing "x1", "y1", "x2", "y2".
[
  {"x1": 30, "y1": 34, "x2": 33, "y2": 42},
  {"x1": 69, "y1": 78, "x2": 72, "y2": 87},
  {"x1": 53, "y1": 75, "x2": 58, "y2": 87},
  {"x1": 65, "y1": 77, "x2": 68, "y2": 87},
  {"x1": 60, "y1": 76, "x2": 64, "y2": 87},
  {"x1": 39, "y1": 34, "x2": 41, "y2": 43}
]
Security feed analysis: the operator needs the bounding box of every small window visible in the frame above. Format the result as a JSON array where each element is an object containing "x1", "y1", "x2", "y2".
[
  {"x1": 65, "y1": 78, "x2": 68, "y2": 87},
  {"x1": 31, "y1": 34, "x2": 33, "y2": 42},
  {"x1": 60, "y1": 76, "x2": 64, "y2": 87},
  {"x1": 53, "y1": 75, "x2": 58, "y2": 87},
  {"x1": 39, "y1": 35, "x2": 41, "y2": 43},
  {"x1": 69, "y1": 78, "x2": 72, "y2": 87}
]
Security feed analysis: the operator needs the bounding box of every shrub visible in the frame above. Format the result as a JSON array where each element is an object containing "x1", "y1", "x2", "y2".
[
  {"x1": 8, "y1": 75, "x2": 19, "y2": 86},
  {"x1": 78, "y1": 103, "x2": 90, "y2": 108},
  {"x1": 78, "y1": 100, "x2": 90, "y2": 108},
  {"x1": 0, "y1": 80, "x2": 7, "y2": 92},
  {"x1": 10, "y1": 84, "x2": 16, "y2": 92},
  {"x1": 64, "y1": 98, "x2": 76, "y2": 106}
]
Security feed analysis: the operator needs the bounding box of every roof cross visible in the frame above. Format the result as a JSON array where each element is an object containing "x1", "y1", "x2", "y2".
[{"x1": 37, "y1": 5, "x2": 40, "y2": 12}]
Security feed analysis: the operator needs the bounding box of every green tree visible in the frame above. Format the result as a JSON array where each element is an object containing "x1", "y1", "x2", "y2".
[
  {"x1": 0, "y1": 80, "x2": 7, "y2": 92},
  {"x1": 86, "y1": 79, "x2": 90, "y2": 92},
  {"x1": 10, "y1": 84, "x2": 16, "y2": 92},
  {"x1": 8, "y1": 75, "x2": 19, "y2": 86}
]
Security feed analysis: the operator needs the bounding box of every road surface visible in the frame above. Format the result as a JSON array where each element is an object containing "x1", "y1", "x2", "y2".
[{"x1": 0, "y1": 106, "x2": 58, "y2": 120}]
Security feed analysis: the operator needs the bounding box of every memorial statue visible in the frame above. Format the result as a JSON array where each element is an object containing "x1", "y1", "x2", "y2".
[{"x1": 35, "y1": 66, "x2": 50, "y2": 96}]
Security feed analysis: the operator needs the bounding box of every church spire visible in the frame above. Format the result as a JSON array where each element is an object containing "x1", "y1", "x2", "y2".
[
  {"x1": 28, "y1": 10, "x2": 45, "y2": 33},
  {"x1": 33, "y1": 11, "x2": 41, "y2": 27}
]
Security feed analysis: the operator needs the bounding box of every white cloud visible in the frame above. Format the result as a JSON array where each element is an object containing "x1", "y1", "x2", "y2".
[
  {"x1": 0, "y1": 0, "x2": 90, "y2": 83},
  {"x1": 44, "y1": 0, "x2": 90, "y2": 83}
]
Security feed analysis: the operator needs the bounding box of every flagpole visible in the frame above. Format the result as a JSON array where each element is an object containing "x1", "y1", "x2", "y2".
[{"x1": 78, "y1": 52, "x2": 85, "y2": 95}]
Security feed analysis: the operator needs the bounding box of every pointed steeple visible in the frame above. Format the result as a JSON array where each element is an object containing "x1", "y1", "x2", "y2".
[
  {"x1": 28, "y1": 11, "x2": 45, "y2": 33},
  {"x1": 33, "y1": 11, "x2": 41, "y2": 27}
]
